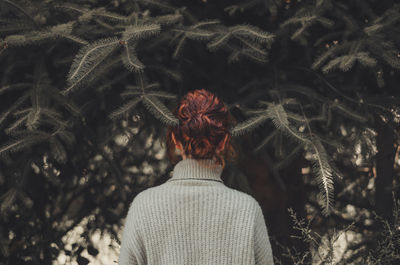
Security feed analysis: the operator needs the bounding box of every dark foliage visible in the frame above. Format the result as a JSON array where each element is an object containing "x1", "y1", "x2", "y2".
[{"x1": 0, "y1": 0, "x2": 399, "y2": 264}]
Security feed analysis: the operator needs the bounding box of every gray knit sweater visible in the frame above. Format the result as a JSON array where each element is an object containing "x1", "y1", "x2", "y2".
[{"x1": 118, "y1": 158, "x2": 274, "y2": 265}]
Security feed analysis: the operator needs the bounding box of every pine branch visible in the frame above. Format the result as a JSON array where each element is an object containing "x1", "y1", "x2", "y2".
[
  {"x1": 5, "y1": 114, "x2": 28, "y2": 134},
  {"x1": 184, "y1": 29, "x2": 215, "y2": 40},
  {"x1": 145, "y1": 91, "x2": 177, "y2": 99},
  {"x1": 146, "y1": 65, "x2": 183, "y2": 82},
  {"x1": 230, "y1": 111, "x2": 271, "y2": 136},
  {"x1": 64, "y1": 37, "x2": 120, "y2": 94},
  {"x1": 121, "y1": 41, "x2": 145, "y2": 72},
  {"x1": 275, "y1": 143, "x2": 305, "y2": 170},
  {"x1": 41, "y1": 108, "x2": 69, "y2": 129},
  {"x1": 122, "y1": 23, "x2": 161, "y2": 42},
  {"x1": 309, "y1": 138, "x2": 334, "y2": 217},
  {"x1": 231, "y1": 24, "x2": 275, "y2": 44},
  {"x1": 207, "y1": 31, "x2": 231, "y2": 51},
  {"x1": 253, "y1": 129, "x2": 279, "y2": 153},
  {"x1": 4, "y1": 22, "x2": 82, "y2": 47},
  {"x1": 151, "y1": 13, "x2": 183, "y2": 26},
  {"x1": 192, "y1": 19, "x2": 220, "y2": 28},
  {"x1": 0, "y1": 134, "x2": 48, "y2": 156},
  {"x1": 0, "y1": 82, "x2": 30, "y2": 95},
  {"x1": 263, "y1": 102, "x2": 335, "y2": 215},
  {"x1": 172, "y1": 35, "x2": 186, "y2": 58},
  {"x1": 171, "y1": 21, "x2": 220, "y2": 57},
  {"x1": 108, "y1": 97, "x2": 142, "y2": 120},
  {"x1": 142, "y1": 95, "x2": 179, "y2": 125},
  {"x1": 330, "y1": 101, "x2": 368, "y2": 123},
  {"x1": 0, "y1": 0, "x2": 38, "y2": 28},
  {"x1": 321, "y1": 52, "x2": 376, "y2": 73},
  {"x1": 240, "y1": 47, "x2": 269, "y2": 63},
  {"x1": 92, "y1": 7, "x2": 130, "y2": 23},
  {"x1": 312, "y1": 42, "x2": 347, "y2": 70},
  {"x1": 0, "y1": 93, "x2": 29, "y2": 126},
  {"x1": 27, "y1": 77, "x2": 42, "y2": 131}
]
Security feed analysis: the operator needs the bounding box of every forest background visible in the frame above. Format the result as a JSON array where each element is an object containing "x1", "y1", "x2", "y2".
[{"x1": 0, "y1": 0, "x2": 400, "y2": 264}]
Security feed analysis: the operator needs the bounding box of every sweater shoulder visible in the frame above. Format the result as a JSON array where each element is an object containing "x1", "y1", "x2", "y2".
[
  {"x1": 130, "y1": 183, "x2": 261, "y2": 214},
  {"x1": 226, "y1": 187, "x2": 261, "y2": 209}
]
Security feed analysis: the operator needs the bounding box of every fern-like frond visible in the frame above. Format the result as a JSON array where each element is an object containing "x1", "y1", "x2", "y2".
[
  {"x1": 147, "y1": 65, "x2": 183, "y2": 82},
  {"x1": 240, "y1": 48, "x2": 269, "y2": 63},
  {"x1": 183, "y1": 29, "x2": 215, "y2": 41},
  {"x1": 207, "y1": 32, "x2": 232, "y2": 51},
  {"x1": 266, "y1": 103, "x2": 289, "y2": 127},
  {"x1": 145, "y1": 91, "x2": 177, "y2": 99},
  {"x1": 0, "y1": 134, "x2": 47, "y2": 156},
  {"x1": 97, "y1": 72, "x2": 130, "y2": 92},
  {"x1": 109, "y1": 97, "x2": 142, "y2": 120},
  {"x1": 49, "y1": 87, "x2": 81, "y2": 116},
  {"x1": 275, "y1": 143, "x2": 305, "y2": 170},
  {"x1": 52, "y1": 3, "x2": 90, "y2": 16},
  {"x1": 92, "y1": 7, "x2": 130, "y2": 23},
  {"x1": 265, "y1": 102, "x2": 310, "y2": 145},
  {"x1": 152, "y1": 13, "x2": 183, "y2": 26},
  {"x1": 172, "y1": 35, "x2": 186, "y2": 58},
  {"x1": 230, "y1": 111, "x2": 271, "y2": 136},
  {"x1": 27, "y1": 81, "x2": 42, "y2": 131},
  {"x1": 253, "y1": 129, "x2": 279, "y2": 153},
  {"x1": 308, "y1": 138, "x2": 334, "y2": 216},
  {"x1": 231, "y1": 24, "x2": 275, "y2": 44},
  {"x1": 0, "y1": 83, "x2": 30, "y2": 95},
  {"x1": 330, "y1": 101, "x2": 368, "y2": 123},
  {"x1": 122, "y1": 24, "x2": 161, "y2": 41},
  {"x1": 4, "y1": 114, "x2": 28, "y2": 134},
  {"x1": 193, "y1": 19, "x2": 221, "y2": 28},
  {"x1": 311, "y1": 42, "x2": 351, "y2": 70},
  {"x1": 4, "y1": 22, "x2": 78, "y2": 47},
  {"x1": 0, "y1": 0, "x2": 37, "y2": 27},
  {"x1": 321, "y1": 54, "x2": 354, "y2": 73},
  {"x1": 142, "y1": 95, "x2": 179, "y2": 125},
  {"x1": 64, "y1": 37, "x2": 120, "y2": 94},
  {"x1": 268, "y1": 104, "x2": 333, "y2": 215},
  {"x1": 239, "y1": 36, "x2": 267, "y2": 54},
  {"x1": 121, "y1": 42, "x2": 144, "y2": 72},
  {"x1": 0, "y1": 93, "x2": 29, "y2": 126},
  {"x1": 321, "y1": 51, "x2": 377, "y2": 73},
  {"x1": 41, "y1": 108, "x2": 69, "y2": 129}
]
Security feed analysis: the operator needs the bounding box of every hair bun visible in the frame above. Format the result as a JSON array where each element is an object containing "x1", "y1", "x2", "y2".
[{"x1": 165, "y1": 89, "x2": 237, "y2": 169}]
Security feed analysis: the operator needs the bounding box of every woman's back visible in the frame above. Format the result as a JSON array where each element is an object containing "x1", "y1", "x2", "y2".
[
  {"x1": 118, "y1": 89, "x2": 274, "y2": 264},
  {"x1": 118, "y1": 158, "x2": 274, "y2": 265}
]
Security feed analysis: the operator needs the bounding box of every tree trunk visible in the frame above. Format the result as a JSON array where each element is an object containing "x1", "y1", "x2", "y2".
[{"x1": 374, "y1": 115, "x2": 396, "y2": 222}]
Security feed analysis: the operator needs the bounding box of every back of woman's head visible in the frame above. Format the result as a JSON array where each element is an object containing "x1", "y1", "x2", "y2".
[{"x1": 165, "y1": 89, "x2": 237, "y2": 169}]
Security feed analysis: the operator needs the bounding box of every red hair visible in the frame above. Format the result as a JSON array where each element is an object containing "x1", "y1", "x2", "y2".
[{"x1": 164, "y1": 89, "x2": 237, "y2": 169}]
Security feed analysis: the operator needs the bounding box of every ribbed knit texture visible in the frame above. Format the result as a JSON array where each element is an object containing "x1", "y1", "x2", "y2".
[{"x1": 118, "y1": 158, "x2": 274, "y2": 265}]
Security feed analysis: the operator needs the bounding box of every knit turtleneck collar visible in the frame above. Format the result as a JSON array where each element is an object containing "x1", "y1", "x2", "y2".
[{"x1": 167, "y1": 158, "x2": 223, "y2": 183}]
